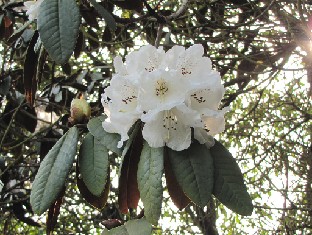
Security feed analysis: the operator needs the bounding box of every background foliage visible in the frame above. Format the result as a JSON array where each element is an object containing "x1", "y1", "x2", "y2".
[{"x1": 0, "y1": 0, "x2": 311, "y2": 234}]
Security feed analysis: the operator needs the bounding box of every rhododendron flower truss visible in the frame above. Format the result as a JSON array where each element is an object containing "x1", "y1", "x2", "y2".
[{"x1": 102, "y1": 44, "x2": 229, "y2": 151}]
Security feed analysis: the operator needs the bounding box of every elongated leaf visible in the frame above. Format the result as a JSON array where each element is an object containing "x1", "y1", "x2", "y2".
[
  {"x1": 77, "y1": 164, "x2": 110, "y2": 209},
  {"x1": 87, "y1": 117, "x2": 122, "y2": 155},
  {"x1": 167, "y1": 141, "x2": 214, "y2": 208},
  {"x1": 137, "y1": 142, "x2": 164, "y2": 225},
  {"x1": 79, "y1": 133, "x2": 109, "y2": 196},
  {"x1": 38, "y1": 0, "x2": 81, "y2": 64},
  {"x1": 89, "y1": 0, "x2": 116, "y2": 31},
  {"x1": 30, "y1": 127, "x2": 79, "y2": 215},
  {"x1": 118, "y1": 123, "x2": 142, "y2": 214},
  {"x1": 102, "y1": 218, "x2": 152, "y2": 235},
  {"x1": 24, "y1": 30, "x2": 39, "y2": 106},
  {"x1": 210, "y1": 141, "x2": 253, "y2": 216},
  {"x1": 164, "y1": 150, "x2": 190, "y2": 210}
]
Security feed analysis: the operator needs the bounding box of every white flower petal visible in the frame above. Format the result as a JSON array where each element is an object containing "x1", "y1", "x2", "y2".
[
  {"x1": 24, "y1": 0, "x2": 43, "y2": 21},
  {"x1": 104, "y1": 75, "x2": 138, "y2": 113},
  {"x1": 167, "y1": 44, "x2": 215, "y2": 88},
  {"x1": 138, "y1": 69, "x2": 189, "y2": 113},
  {"x1": 142, "y1": 108, "x2": 193, "y2": 151},
  {"x1": 194, "y1": 128, "x2": 215, "y2": 145},
  {"x1": 188, "y1": 82, "x2": 225, "y2": 112},
  {"x1": 126, "y1": 45, "x2": 166, "y2": 73},
  {"x1": 114, "y1": 56, "x2": 128, "y2": 75},
  {"x1": 102, "y1": 112, "x2": 139, "y2": 147}
]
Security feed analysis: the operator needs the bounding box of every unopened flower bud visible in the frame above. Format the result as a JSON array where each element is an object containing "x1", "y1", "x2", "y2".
[{"x1": 70, "y1": 98, "x2": 91, "y2": 124}]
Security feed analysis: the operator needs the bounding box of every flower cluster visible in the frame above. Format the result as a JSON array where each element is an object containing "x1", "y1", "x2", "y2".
[{"x1": 101, "y1": 45, "x2": 229, "y2": 151}]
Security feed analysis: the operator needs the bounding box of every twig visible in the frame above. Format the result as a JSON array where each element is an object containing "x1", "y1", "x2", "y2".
[
  {"x1": 166, "y1": 0, "x2": 189, "y2": 20},
  {"x1": 154, "y1": 24, "x2": 164, "y2": 48}
]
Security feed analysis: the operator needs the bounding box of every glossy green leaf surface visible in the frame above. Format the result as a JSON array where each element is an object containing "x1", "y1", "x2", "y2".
[
  {"x1": 79, "y1": 133, "x2": 109, "y2": 196},
  {"x1": 210, "y1": 140, "x2": 253, "y2": 216},
  {"x1": 167, "y1": 141, "x2": 214, "y2": 208},
  {"x1": 30, "y1": 127, "x2": 79, "y2": 215},
  {"x1": 38, "y1": 0, "x2": 80, "y2": 64},
  {"x1": 137, "y1": 142, "x2": 164, "y2": 225}
]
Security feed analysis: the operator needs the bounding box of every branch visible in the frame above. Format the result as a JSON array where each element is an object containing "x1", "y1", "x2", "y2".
[{"x1": 166, "y1": 0, "x2": 189, "y2": 20}]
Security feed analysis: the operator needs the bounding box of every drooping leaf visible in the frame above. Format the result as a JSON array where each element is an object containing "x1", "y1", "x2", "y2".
[
  {"x1": 210, "y1": 140, "x2": 253, "y2": 216},
  {"x1": 46, "y1": 187, "x2": 65, "y2": 235},
  {"x1": 89, "y1": 0, "x2": 116, "y2": 31},
  {"x1": 164, "y1": 150, "x2": 190, "y2": 210},
  {"x1": 137, "y1": 142, "x2": 164, "y2": 225},
  {"x1": 167, "y1": 141, "x2": 214, "y2": 208},
  {"x1": 37, "y1": 0, "x2": 81, "y2": 64},
  {"x1": 87, "y1": 116, "x2": 122, "y2": 155},
  {"x1": 30, "y1": 127, "x2": 79, "y2": 215},
  {"x1": 77, "y1": 163, "x2": 110, "y2": 209},
  {"x1": 118, "y1": 123, "x2": 142, "y2": 214},
  {"x1": 23, "y1": 30, "x2": 39, "y2": 106},
  {"x1": 102, "y1": 218, "x2": 152, "y2": 235},
  {"x1": 79, "y1": 133, "x2": 109, "y2": 196}
]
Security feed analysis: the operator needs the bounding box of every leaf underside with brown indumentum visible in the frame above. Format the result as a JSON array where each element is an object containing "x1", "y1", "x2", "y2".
[
  {"x1": 24, "y1": 30, "x2": 39, "y2": 106},
  {"x1": 118, "y1": 127, "x2": 143, "y2": 214},
  {"x1": 46, "y1": 187, "x2": 66, "y2": 235}
]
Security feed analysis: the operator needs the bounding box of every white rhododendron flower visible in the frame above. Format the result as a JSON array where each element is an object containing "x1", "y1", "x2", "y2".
[
  {"x1": 24, "y1": 0, "x2": 43, "y2": 21},
  {"x1": 101, "y1": 44, "x2": 229, "y2": 151}
]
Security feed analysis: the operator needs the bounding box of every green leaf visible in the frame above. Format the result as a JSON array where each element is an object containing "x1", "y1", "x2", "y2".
[
  {"x1": 77, "y1": 163, "x2": 110, "y2": 209},
  {"x1": 30, "y1": 127, "x2": 79, "y2": 215},
  {"x1": 37, "y1": 0, "x2": 80, "y2": 64},
  {"x1": 210, "y1": 140, "x2": 253, "y2": 216},
  {"x1": 102, "y1": 218, "x2": 152, "y2": 235},
  {"x1": 79, "y1": 133, "x2": 109, "y2": 196},
  {"x1": 137, "y1": 142, "x2": 164, "y2": 225},
  {"x1": 167, "y1": 141, "x2": 214, "y2": 208},
  {"x1": 89, "y1": 0, "x2": 116, "y2": 32},
  {"x1": 87, "y1": 117, "x2": 122, "y2": 155}
]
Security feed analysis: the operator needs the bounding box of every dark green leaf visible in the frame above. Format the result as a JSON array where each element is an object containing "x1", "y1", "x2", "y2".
[
  {"x1": 89, "y1": 0, "x2": 116, "y2": 31},
  {"x1": 30, "y1": 127, "x2": 79, "y2": 215},
  {"x1": 167, "y1": 141, "x2": 214, "y2": 208},
  {"x1": 102, "y1": 218, "x2": 152, "y2": 235},
  {"x1": 87, "y1": 117, "x2": 122, "y2": 155},
  {"x1": 210, "y1": 140, "x2": 253, "y2": 216},
  {"x1": 137, "y1": 142, "x2": 164, "y2": 225},
  {"x1": 77, "y1": 163, "x2": 110, "y2": 209},
  {"x1": 38, "y1": 0, "x2": 81, "y2": 64},
  {"x1": 79, "y1": 133, "x2": 109, "y2": 196}
]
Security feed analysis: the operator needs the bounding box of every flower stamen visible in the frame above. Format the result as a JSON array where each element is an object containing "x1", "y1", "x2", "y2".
[{"x1": 155, "y1": 79, "x2": 169, "y2": 97}]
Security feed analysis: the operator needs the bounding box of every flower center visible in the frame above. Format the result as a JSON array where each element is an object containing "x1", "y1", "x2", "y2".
[
  {"x1": 155, "y1": 79, "x2": 169, "y2": 97},
  {"x1": 162, "y1": 110, "x2": 178, "y2": 141}
]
